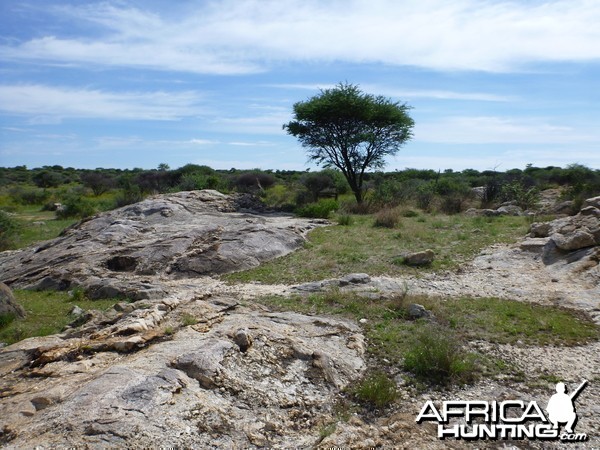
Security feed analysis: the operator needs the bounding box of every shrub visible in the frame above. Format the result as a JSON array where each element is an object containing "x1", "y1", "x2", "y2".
[
  {"x1": 0, "y1": 210, "x2": 19, "y2": 251},
  {"x1": 500, "y1": 181, "x2": 539, "y2": 210},
  {"x1": 373, "y1": 207, "x2": 400, "y2": 228},
  {"x1": 32, "y1": 170, "x2": 65, "y2": 188},
  {"x1": 438, "y1": 195, "x2": 465, "y2": 215},
  {"x1": 8, "y1": 186, "x2": 50, "y2": 205},
  {"x1": 115, "y1": 186, "x2": 144, "y2": 207},
  {"x1": 56, "y1": 194, "x2": 96, "y2": 219},
  {"x1": 0, "y1": 312, "x2": 16, "y2": 329},
  {"x1": 296, "y1": 199, "x2": 338, "y2": 218},
  {"x1": 415, "y1": 184, "x2": 435, "y2": 211},
  {"x1": 301, "y1": 172, "x2": 335, "y2": 202},
  {"x1": 403, "y1": 326, "x2": 478, "y2": 385},
  {"x1": 336, "y1": 214, "x2": 353, "y2": 226},
  {"x1": 264, "y1": 184, "x2": 297, "y2": 210},
  {"x1": 80, "y1": 172, "x2": 116, "y2": 196},
  {"x1": 235, "y1": 172, "x2": 276, "y2": 193},
  {"x1": 352, "y1": 372, "x2": 398, "y2": 408}
]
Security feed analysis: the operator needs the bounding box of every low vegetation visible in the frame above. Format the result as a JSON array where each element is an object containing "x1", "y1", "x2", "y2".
[
  {"x1": 255, "y1": 291, "x2": 599, "y2": 389},
  {"x1": 352, "y1": 371, "x2": 398, "y2": 408},
  {"x1": 0, "y1": 290, "x2": 117, "y2": 345},
  {"x1": 1, "y1": 162, "x2": 599, "y2": 250},
  {"x1": 225, "y1": 213, "x2": 530, "y2": 284}
]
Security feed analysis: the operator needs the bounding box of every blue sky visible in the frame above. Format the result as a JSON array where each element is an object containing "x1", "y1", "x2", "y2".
[{"x1": 1, "y1": 0, "x2": 599, "y2": 172}]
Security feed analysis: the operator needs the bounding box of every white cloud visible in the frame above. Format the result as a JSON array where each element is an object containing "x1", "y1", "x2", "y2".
[
  {"x1": 210, "y1": 111, "x2": 292, "y2": 135},
  {"x1": 271, "y1": 83, "x2": 513, "y2": 102},
  {"x1": 0, "y1": 84, "x2": 204, "y2": 121},
  {"x1": 2, "y1": 0, "x2": 600, "y2": 73},
  {"x1": 228, "y1": 141, "x2": 275, "y2": 146},
  {"x1": 415, "y1": 116, "x2": 598, "y2": 144},
  {"x1": 189, "y1": 139, "x2": 219, "y2": 145}
]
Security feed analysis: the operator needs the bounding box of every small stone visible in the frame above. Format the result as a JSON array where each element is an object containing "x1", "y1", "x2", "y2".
[
  {"x1": 31, "y1": 396, "x2": 54, "y2": 411},
  {"x1": 233, "y1": 328, "x2": 253, "y2": 353},
  {"x1": 407, "y1": 303, "x2": 432, "y2": 320},
  {"x1": 70, "y1": 305, "x2": 84, "y2": 316},
  {"x1": 401, "y1": 249, "x2": 435, "y2": 266},
  {"x1": 359, "y1": 318, "x2": 368, "y2": 324},
  {"x1": 339, "y1": 273, "x2": 371, "y2": 285}
]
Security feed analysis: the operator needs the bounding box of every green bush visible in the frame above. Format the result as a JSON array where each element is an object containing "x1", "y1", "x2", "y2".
[
  {"x1": 115, "y1": 186, "x2": 144, "y2": 207},
  {"x1": 8, "y1": 186, "x2": 50, "y2": 205},
  {"x1": 0, "y1": 210, "x2": 19, "y2": 251},
  {"x1": 403, "y1": 326, "x2": 478, "y2": 385},
  {"x1": 56, "y1": 194, "x2": 96, "y2": 219},
  {"x1": 500, "y1": 181, "x2": 539, "y2": 210},
  {"x1": 352, "y1": 372, "x2": 398, "y2": 408},
  {"x1": 296, "y1": 199, "x2": 338, "y2": 218},
  {"x1": 264, "y1": 184, "x2": 297, "y2": 210},
  {"x1": 415, "y1": 184, "x2": 435, "y2": 211}
]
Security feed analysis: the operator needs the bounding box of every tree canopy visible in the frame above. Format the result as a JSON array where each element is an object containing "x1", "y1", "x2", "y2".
[{"x1": 283, "y1": 82, "x2": 414, "y2": 203}]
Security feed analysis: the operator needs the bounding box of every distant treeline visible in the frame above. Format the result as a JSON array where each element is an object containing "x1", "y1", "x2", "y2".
[{"x1": 1, "y1": 162, "x2": 599, "y2": 216}]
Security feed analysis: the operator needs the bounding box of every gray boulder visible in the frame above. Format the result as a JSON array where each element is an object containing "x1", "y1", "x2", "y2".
[
  {"x1": 401, "y1": 249, "x2": 435, "y2": 267},
  {"x1": 407, "y1": 303, "x2": 432, "y2": 320},
  {"x1": 583, "y1": 196, "x2": 600, "y2": 209},
  {"x1": 580, "y1": 206, "x2": 600, "y2": 217},
  {"x1": 550, "y1": 200, "x2": 577, "y2": 216},
  {"x1": 497, "y1": 205, "x2": 523, "y2": 216},
  {"x1": 529, "y1": 222, "x2": 552, "y2": 238},
  {"x1": 0, "y1": 190, "x2": 324, "y2": 295},
  {"x1": 551, "y1": 230, "x2": 596, "y2": 251},
  {"x1": 0, "y1": 282, "x2": 25, "y2": 319}
]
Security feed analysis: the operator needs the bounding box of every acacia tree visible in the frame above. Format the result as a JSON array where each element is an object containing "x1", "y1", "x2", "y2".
[{"x1": 284, "y1": 83, "x2": 414, "y2": 203}]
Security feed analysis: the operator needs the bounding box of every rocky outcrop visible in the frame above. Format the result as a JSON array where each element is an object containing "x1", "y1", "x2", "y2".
[
  {"x1": 0, "y1": 190, "x2": 325, "y2": 298},
  {"x1": 0, "y1": 291, "x2": 365, "y2": 448},
  {"x1": 528, "y1": 199, "x2": 600, "y2": 253}
]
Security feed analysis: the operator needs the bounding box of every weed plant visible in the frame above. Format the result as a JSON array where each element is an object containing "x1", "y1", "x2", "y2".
[
  {"x1": 352, "y1": 372, "x2": 398, "y2": 408},
  {"x1": 336, "y1": 214, "x2": 354, "y2": 226},
  {"x1": 403, "y1": 326, "x2": 478, "y2": 385}
]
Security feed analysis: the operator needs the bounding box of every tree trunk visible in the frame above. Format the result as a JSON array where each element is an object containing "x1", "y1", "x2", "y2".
[{"x1": 352, "y1": 186, "x2": 363, "y2": 203}]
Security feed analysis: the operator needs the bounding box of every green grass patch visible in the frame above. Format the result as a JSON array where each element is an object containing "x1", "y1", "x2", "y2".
[
  {"x1": 352, "y1": 371, "x2": 398, "y2": 408},
  {"x1": 0, "y1": 290, "x2": 118, "y2": 345},
  {"x1": 430, "y1": 297, "x2": 599, "y2": 346},
  {"x1": 225, "y1": 214, "x2": 531, "y2": 284},
  {"x1": 0, "y1": 207, "x2": 77, "y2": 250},
  {"x1": 255, "y1": 292, "x2": 599, "y2": 385},
  {"x1": 403, "y1": 326, "x2": 479, "y2": 385}
]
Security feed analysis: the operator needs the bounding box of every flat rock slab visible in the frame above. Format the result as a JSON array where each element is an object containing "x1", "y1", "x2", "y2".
[
  {"x1": 0, "y1": 299, "x2": 365, "y2": 449},
  {"x1": 0, "y1": 190, "x2": 325, "y2": 296}
]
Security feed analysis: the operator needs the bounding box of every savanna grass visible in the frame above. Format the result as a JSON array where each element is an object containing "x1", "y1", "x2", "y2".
[{"x1": 225, "y1": 213, "x2": 531, "y2": 284}]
